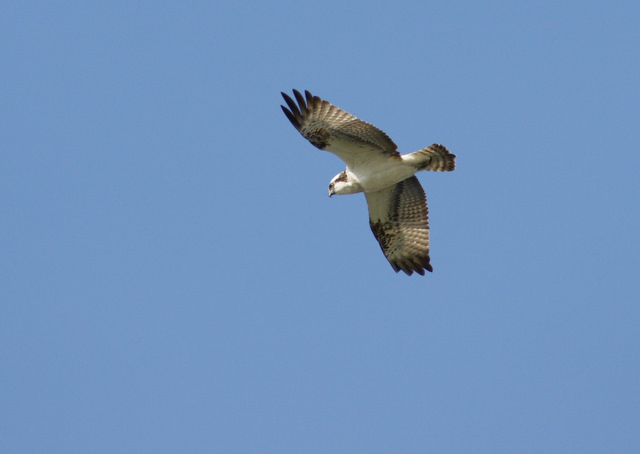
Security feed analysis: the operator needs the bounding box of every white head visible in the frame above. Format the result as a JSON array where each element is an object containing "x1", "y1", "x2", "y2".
[{"x1": 328, "y1": 171, "x2": 363, "y2": 197}]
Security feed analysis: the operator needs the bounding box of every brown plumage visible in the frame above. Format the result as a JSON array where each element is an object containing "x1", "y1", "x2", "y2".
[{"x1": 281, "y1": 89, "x2": 456, "y2": 275}]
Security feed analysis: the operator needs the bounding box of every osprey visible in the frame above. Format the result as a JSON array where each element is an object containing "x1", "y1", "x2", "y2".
[{"x1": 281, "y1": 90, "x2": 455, "y2": 276}]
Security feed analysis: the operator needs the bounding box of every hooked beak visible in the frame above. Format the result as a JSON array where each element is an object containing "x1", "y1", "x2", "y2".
[{"x1": 328, "y1": 188, "x2": 335, "y2": 198}]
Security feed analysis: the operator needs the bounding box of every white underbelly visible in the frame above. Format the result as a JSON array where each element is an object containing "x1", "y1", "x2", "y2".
[{"x1": 349, "y1": 163, "x2": 416, "y2": 192}]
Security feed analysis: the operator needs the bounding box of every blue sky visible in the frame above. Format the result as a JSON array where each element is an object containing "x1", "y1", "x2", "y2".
[{"x1": 2, "y1": 0, "x2": 639, "y2": 452}]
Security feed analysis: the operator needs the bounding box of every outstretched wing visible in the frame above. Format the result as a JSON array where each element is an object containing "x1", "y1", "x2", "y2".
[
  {"x1": 364, "y1": 176, "x2": 433, "y2": 275},
  {"x1": 281, "y1": 89, "x2": 400, "y2": 168}
]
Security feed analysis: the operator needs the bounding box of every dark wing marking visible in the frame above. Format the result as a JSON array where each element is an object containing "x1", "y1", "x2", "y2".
[
  {"x1": 281, "y1": 90, "x2": 400, "y2": 167},
  {"x1": 364, "y1": 176, "x2": 433, "y2": 275}
]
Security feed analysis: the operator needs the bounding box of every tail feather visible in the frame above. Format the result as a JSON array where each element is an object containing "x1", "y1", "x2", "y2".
[{"x1": 403, "y1": 144, "x2": 456, "y2": 172}]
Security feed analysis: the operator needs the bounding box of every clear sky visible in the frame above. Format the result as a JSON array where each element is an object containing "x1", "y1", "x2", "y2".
[{"x1": 2, "y1": 1, "x2": 639, "y2": 452}]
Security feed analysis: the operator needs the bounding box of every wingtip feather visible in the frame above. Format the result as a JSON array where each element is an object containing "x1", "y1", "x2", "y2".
[
  {"x1": 293, "y1": 90, "x2": 308, "y2": 115},
  {"x1": 281, "y1": 105, "x2": 300, "y2": 129},
  {"x1": 390, "y1": 258, "x2": 432, "y2": 276},
  {"x1": 281, "y1": 92, "x2": 301, "y2": 118}
]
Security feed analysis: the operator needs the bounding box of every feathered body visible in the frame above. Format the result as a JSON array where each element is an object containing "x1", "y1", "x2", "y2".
[{"x1": 281, "y1": 89, "x2": 455, "y2": 275}]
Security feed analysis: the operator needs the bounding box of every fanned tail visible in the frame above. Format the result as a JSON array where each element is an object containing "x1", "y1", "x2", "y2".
[{"x1": 402, "y1": 144, "x2": 456, "y2": 172}]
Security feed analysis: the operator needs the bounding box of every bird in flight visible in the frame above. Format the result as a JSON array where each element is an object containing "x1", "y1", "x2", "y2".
[{"x1": 281, "y1": 90, "x2": 455, "y2": 275}]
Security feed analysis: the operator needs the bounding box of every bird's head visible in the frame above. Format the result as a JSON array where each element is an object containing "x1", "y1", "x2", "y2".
[{"x1": 328, "y1": 171, "x2": 362, "y2": 197}]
